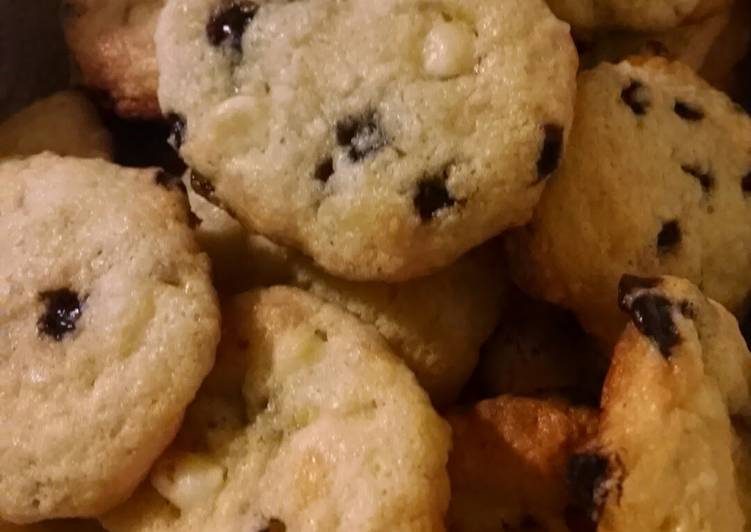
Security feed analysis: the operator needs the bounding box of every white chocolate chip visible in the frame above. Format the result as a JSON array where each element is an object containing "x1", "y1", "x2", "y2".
[
  {"x1": 151, "y1": 452, "x2": 225, "y2": 512},
  {"x1": 422, "y1": 21, "x2": 475, "y2": 79}
]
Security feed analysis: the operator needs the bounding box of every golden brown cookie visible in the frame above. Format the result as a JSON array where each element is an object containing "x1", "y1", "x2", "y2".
[{"x1": 567, "y1": 275, "x2": 751, "y2": 531}]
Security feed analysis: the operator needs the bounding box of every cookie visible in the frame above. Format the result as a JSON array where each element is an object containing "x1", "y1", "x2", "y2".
[
  {"x1": 507, "y1": 58, "x2": 751, "y2": 341},
  {"x1": 578, "y1": 10, "x2": 730, "y2": 72},
  {"x1": 474, "y1": 289, "x2": 606, "y2": 404},
  {"x1": 447, "y1": 395, "x2": 598, "y2": 532},
  {"x1": 567, "y1": 275, "x2": 751, "y2": 531},
  {"x1": 63, "y1": 0, "x2": 162, "y2": 118},
  {"x1": 0, "y1": 154, "x2": 220, "y2": 523},
  {"x1": 102, "y1": 287, "x2": 451, "y2": 531},
  {"x1": 155, "y1": 0, "x2": 577, "y2": 281},
  {"x1": 0, "y1": 91, "x2": 112, "y2": 160},
  {"x1": 547, "y1": 0, "x2": 731, "y2": 31}
]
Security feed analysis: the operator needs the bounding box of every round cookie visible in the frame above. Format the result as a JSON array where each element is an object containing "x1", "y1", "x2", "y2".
[
  {"x1": 102, "y1": 287, "x2": 451, "y2": 532},
  {"x1": 0, "y1": 154, "x2": 220, "y2": 523},
  {"x1": 185, "y1": 176, "x2": 507, "y2": 405},
  {"x1": 0, "y1": 91, "x2": 113, "y2": 160},
  {"x1": 447, "y1": 395, "x2": 598, "y2": 532},
  {"x1": 63, "y1": 0, "x2": 162, "y2": 118},
  {"x1": 156, "y1": 0, "x2": 577, "y2": 281},
  {"x1": 567, "y1": 275, "x2": 751, "y2": 531},
  {"x1": 507, "y1": 58, "x2": 751, "y2": 341},
  {"x1": 547, "y1": 0, "x2": 731, "y2": 31}
]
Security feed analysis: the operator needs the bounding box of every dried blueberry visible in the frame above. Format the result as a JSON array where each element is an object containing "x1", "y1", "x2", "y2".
[
  {"x1": 38, "y1": 289, "x2": 84, "y2": 341},
  {"x1": 258, "y1": 518, "x2": 286, "y2": 532},
  {"x1": 674, "y1": 101, "x2": 704, "y2": 121},
  {"x1": 742, "y1": 173, "x2": 751, "y2": 196},
  {"x1": 618, "y1": 276, "x2": 682, "y2": 358},
  {"x1": 336, "y1": 111, "x2": 388, "y2": 162},
  {"x1": 207, "y1": 2, "x2": 258, "y2": 52},
  {"x1": 166, "y1": 113, "x2": 187, "y2": 150},
  {"x1": 681, "y1": 165, "x2": 714, "y2": 193},
  {"x1": 314, "y1": 156, "x2": 334, "y2": 183},
  {"x1": 536, "y1": 124, "x2": 564, "y2": 180},
  {"x1": 657, "y1": 220, "x2": 681, "y2": 253},
  {"x1": 414, "y1": 175, "x2": 456, "y2": 221},
  {"x1": 567, "y1": 453, "x2": 611, "y2": 524},
  {"x1": 155, "y1": 170, "x2": 187, "y2": 193},
  {"x1": 621, "y1": 80, "x2": 649, "y2": 115}
]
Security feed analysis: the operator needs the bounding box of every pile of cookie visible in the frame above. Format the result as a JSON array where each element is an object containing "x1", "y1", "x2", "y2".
[{"x1": 1, "y1": 0, "x2": 750, "y2": 530}]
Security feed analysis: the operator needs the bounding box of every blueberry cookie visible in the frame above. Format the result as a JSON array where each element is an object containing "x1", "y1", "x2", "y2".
[
  {"x1": 567, "y1": 275, "x2": 751, "y2": 531},
  {"x1": 0, "y1": 91, "x2": 113, "y2": 160},
  {"x1": 0, "y1": 154, "x2": 220, "y2": 523},
  {"x1": 447, "y1": 396, "x2": 598, "y2": 532},
  {"x1": 63, "y1": 0, "x2": 162, "y2": 118},
  {"x1": 547, "y1": 0, "x2": 731, "y2": 31},
  {"x1": 507, "y1": 58, "x2": 751, "y2": 341},
  {"x1": 102, "y1": 287, "x2": 451, "y2": 531},
  {"x1": 155, "y1": 0, "x2": 577, "y2": 281}
]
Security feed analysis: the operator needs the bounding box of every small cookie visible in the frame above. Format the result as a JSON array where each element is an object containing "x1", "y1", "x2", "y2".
[
  {"x1": 185, "y1": 178, "x2": 507, "y2": 404},
  {"x1": 0, "y1": 154, "x2": 219, "y2": 523},
  {"x1": 0, "y1": 91, "x2": 112, "y2": 160},
  {"x1": 475, "y1": 289, "x2": 605, "y2": 404},
  {"x1": 547, "y1": 0, "x2": 731, "y2": 31},
  {"x1": 447, "y1": 395, "x2": 598, "y2": 532},
  {"x1": 567, "y1": 275, "x2": 751, "y2": 531},
  {"x1": 578, "y1": 10, "x2": 730, "y2": 71},
  {"x1": 63, "y1": 0, "x2": 162, "y2": 118},
  {"x1": 507, "y1": 58, "x2": 751, "y2": 341},
  {"x1": 102, "y1": 287, "x2": 451, "y2": 531},
  {"x1": 156, "y1": 0, "x2": 577, "y2": 280}
]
